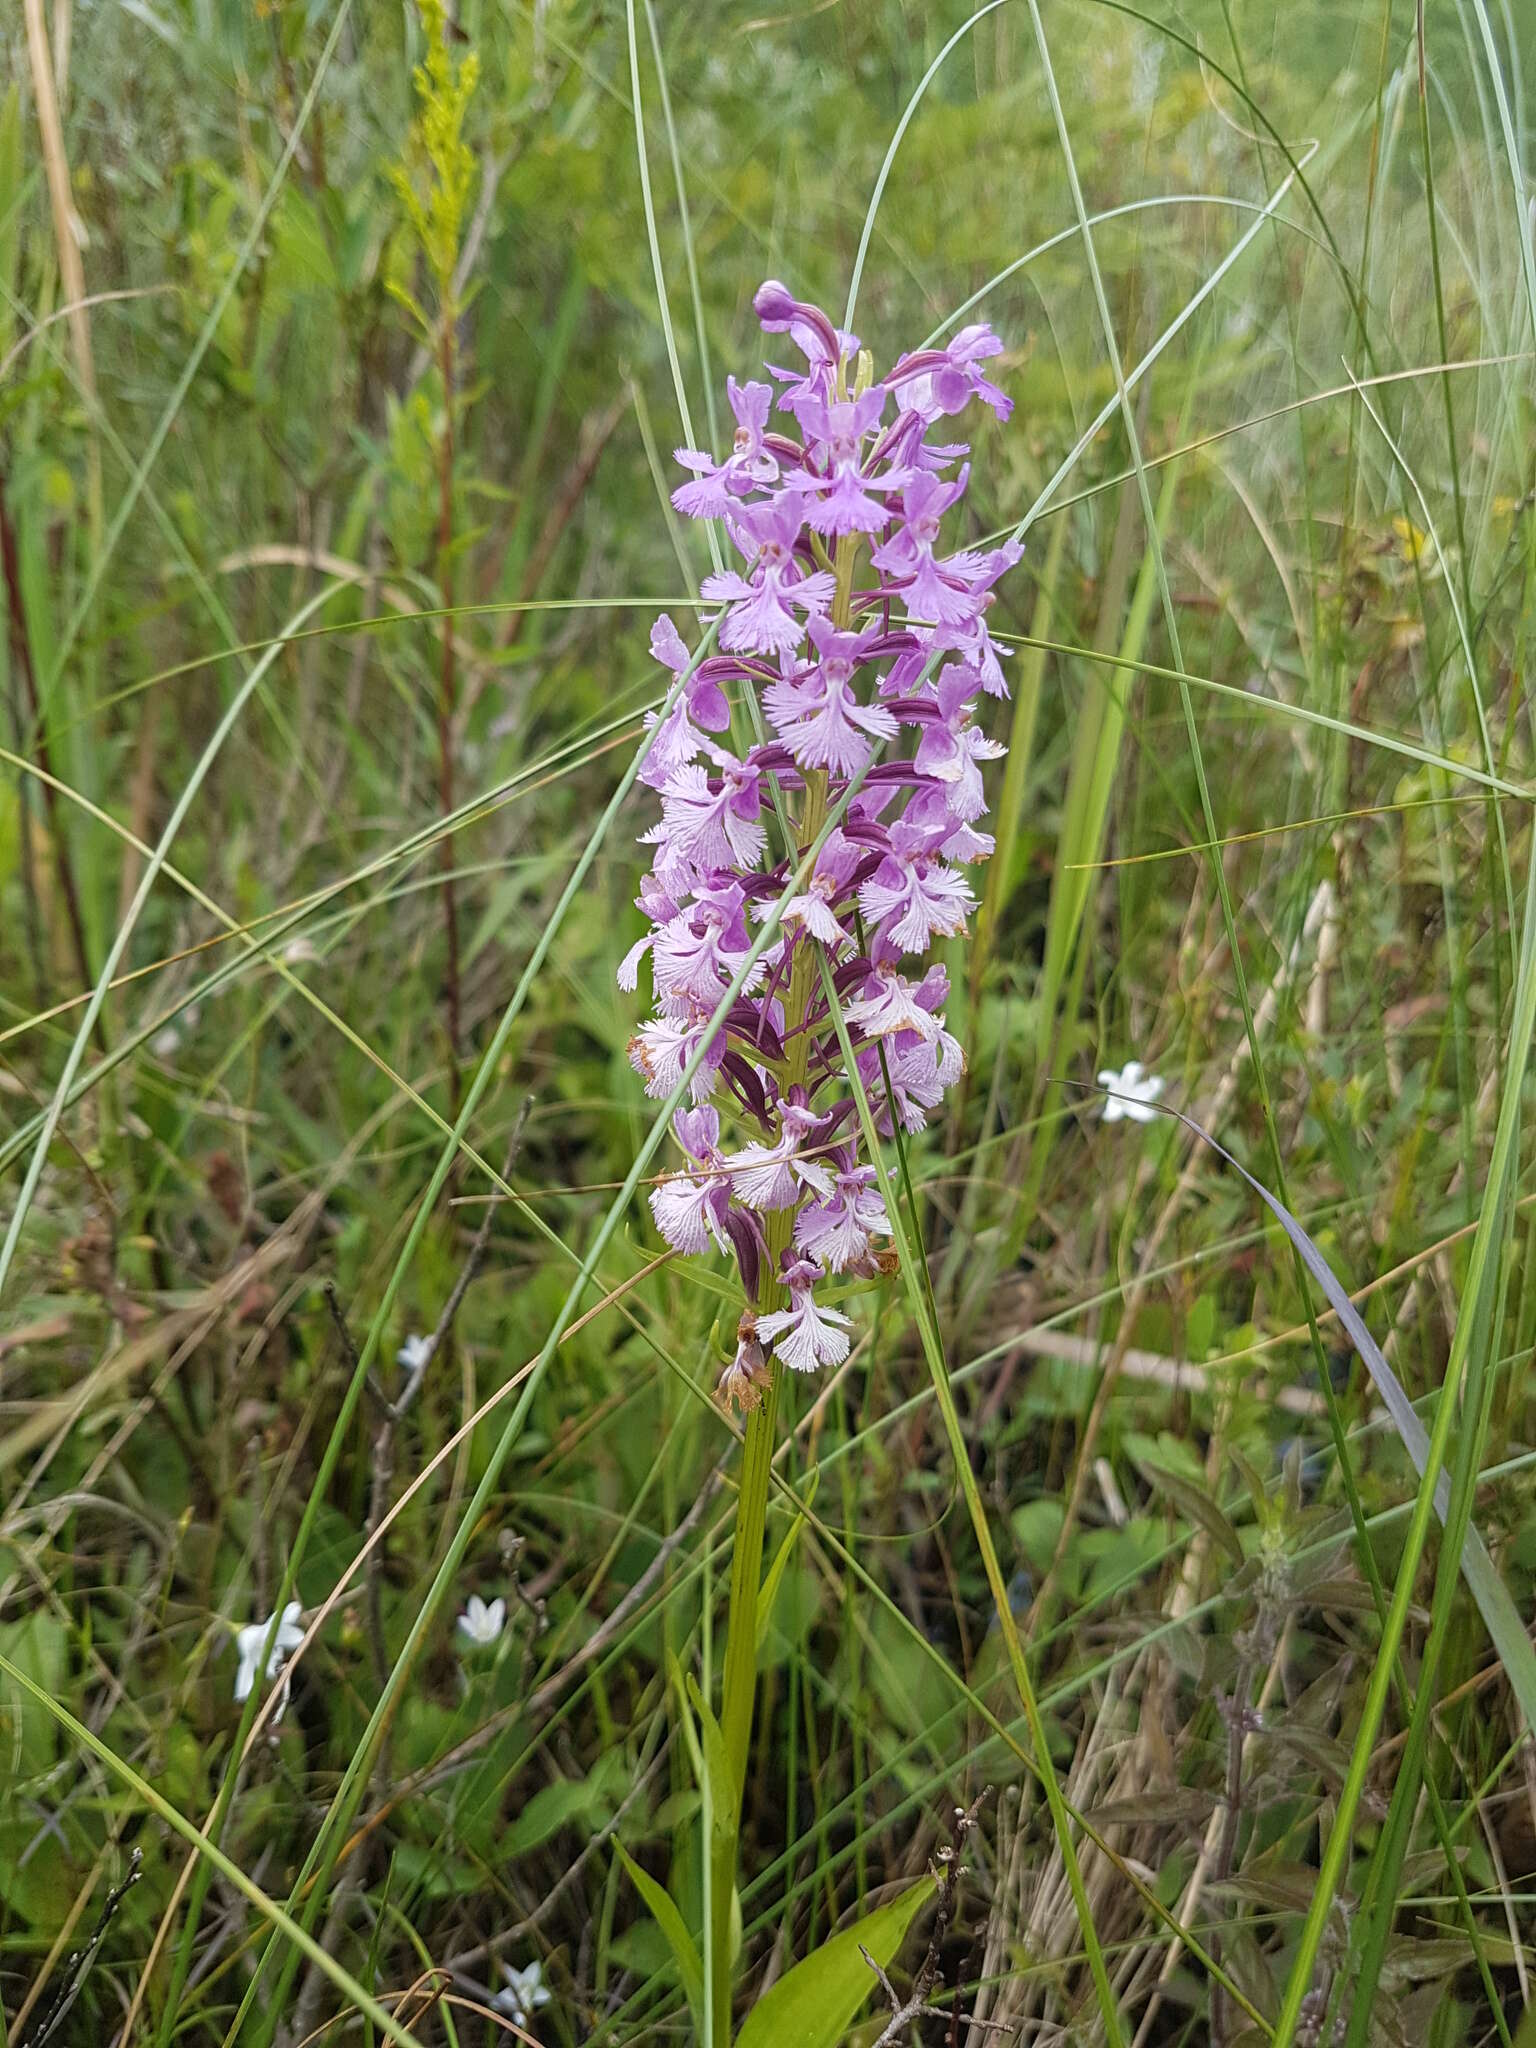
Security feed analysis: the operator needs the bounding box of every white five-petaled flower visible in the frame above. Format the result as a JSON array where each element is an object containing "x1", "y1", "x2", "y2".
[
  {"x1": 233, "y1": 1601, "x2": 304, "y2": 1702},
  {"x1": 397, "y1": 1332, "x2": 434, "y2": 1375},
  {"x1": 493, "y1": 1959, "x2": 552, "y2": 2026},
  {"x1": 457, "y1": 1594, "x2": 507, "y2": 1648},
  {"x1": 1097, "y1": 1060, "x2": 1164, "y2": 1124}
]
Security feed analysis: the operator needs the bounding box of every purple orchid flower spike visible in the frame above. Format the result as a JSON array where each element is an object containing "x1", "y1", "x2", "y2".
[{"x1": 620, "y1": 281, "x2": 1019, "y2": 1410}]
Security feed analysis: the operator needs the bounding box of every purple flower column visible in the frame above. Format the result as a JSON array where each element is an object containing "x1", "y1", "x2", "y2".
[
  {"x1": 623, "y1": 281, "x2": 1016, "y2": 1419},
  {"x1": 619, "y1": 279, "x2": 1017, "y2": 2040}
]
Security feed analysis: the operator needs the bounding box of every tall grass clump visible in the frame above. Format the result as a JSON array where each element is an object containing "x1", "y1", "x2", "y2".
[{"x1": 3, "y1": 3, "x2": 1536, "y2": 2047}]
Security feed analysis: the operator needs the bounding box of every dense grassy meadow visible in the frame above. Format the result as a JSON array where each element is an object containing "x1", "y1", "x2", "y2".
[{"x1": 4, "y1": 0, "x2": 1536, "y2": 2041}]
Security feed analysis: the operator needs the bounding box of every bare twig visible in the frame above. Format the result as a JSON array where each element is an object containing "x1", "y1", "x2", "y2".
[
  {"x1": 414, "y1": 1097, "x2": 533, "y2": 1412},
  {"x1": 277, "y1": 1872, "x2": 359, "y2": 2048},
  {"x1": 1207, "y1": 1658, "x2": 1258, "y2": 2048},
  {"x1": 526, "y1": 1447, "x2": 728, "y2": 1716},
  {"x1": 1003, "y1": 1325, "x2": 1323, "y2": 1419},
  {"x1": 865, "y1": 1791, "x2": 992, "y2": 2047},
  {"x1": 491, "y1": 392, "x2": 629, "y2": 655},
  {"x1": 449, "y1": 1725, "x2": 674, "y2": 1969},
  {"x1": 1025, "y1": 875, "x2": 1339, "y2": 1633},
  {"x1": 22, "y1": 1848, "x2": 141, "y2": 2047}
]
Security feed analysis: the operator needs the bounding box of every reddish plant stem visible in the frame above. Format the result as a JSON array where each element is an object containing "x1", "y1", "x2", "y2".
[{"x1": 0, "y1": 474, "x2": 101, "y2": 1043}]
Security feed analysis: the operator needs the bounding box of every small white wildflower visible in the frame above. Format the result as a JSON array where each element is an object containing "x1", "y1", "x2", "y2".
[
  {"x1": 397, "y1": 1332, "x2": 434, "y2": 1375},
  {"x1": 493, "y1": 1959, "x2": 551, "y2": 2025},
  {"x1": 233, "y1": 1601, "x2": 304, "y2": 1702},
  {"x1": 151, "y1": 1003, "x2": 202, "y2": 1060},
  {"x1": 457, "y1": 1594, "x2": 507, "y2": 1648},
  {"x1": 1097, "y1": 1060, "x2": 1164, "y2": 1124},
  {"x1": 282, "y1": 936, "x2": 319, "y2": 965}
]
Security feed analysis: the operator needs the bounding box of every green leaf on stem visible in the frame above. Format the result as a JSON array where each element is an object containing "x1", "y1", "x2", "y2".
[
  {"x1": 735, "y1": 1876, "x2": 934, "y2": 2048},
  {"x1": 615, "y1": 1843, "x2": 703, "y2": 2032},
  {"x1": 755, "y1": 1502, "x2": 811, "y2": 1657}
]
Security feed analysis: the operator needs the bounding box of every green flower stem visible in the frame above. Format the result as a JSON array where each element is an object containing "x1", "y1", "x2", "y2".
[
  {"x1": 710, "y1": 1353, "x2": 782, "y2": 2044},
  {"x1": 707, "y1": 536, "x2": 843, "y2": 2038}
]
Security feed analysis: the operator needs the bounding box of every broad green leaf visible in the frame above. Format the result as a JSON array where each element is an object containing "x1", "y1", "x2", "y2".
[
  {"x1": 0, "y1": 1818, "x2": 75, "y2": 1929},
  {"x1": 392, "y1": 1841, "x2": 482, "y2": 1900},
  {"x1": 735, "y1": 1876, "x2": 934, "y2": 2048}
]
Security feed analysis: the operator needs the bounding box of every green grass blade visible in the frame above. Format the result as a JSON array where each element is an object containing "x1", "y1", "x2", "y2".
[{"x1": 0, "y1": 1652, "x2": 428, "y2": 2048}]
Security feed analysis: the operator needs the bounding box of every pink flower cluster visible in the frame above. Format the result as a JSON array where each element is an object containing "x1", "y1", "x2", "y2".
[{"x1": 621, "y1": 281, "x2": 1018, "y2": 1408}]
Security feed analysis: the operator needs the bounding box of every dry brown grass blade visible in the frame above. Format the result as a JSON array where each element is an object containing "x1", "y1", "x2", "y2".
[
  {"x1": 21, "y1": 0, "x2": 94, "y2": 405},
  {"x1": 21, "y1": 0, "x2": 100, "y2": 534},
  {"x1": 0, "y1": 1195, "x2": 327, "y2": 1482}
]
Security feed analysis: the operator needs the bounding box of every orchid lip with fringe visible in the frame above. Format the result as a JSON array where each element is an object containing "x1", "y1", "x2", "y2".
[{"x1": 620, "y1": 281, "x2": 1017, "y2": 1403}]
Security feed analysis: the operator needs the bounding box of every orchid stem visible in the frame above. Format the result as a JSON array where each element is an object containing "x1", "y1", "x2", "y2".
[
  {"x1": 710, "y1": 1353, "x2": 780, "y2": 2043},
  {"x1": 707, "y1": 567, "x2": 842, "y2": 2039}
]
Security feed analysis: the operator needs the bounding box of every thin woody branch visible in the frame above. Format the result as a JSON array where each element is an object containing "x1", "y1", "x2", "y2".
[{"x1": 864, "y1": 1790, "x2": 991, "y2": 2048}]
